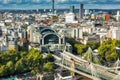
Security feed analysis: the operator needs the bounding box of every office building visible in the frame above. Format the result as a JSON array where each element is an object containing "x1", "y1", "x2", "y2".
[
  {"x1": 79, "y1": 4, "x2": 84, "y2": 19},
  {"x1": 84, "y1": 9, "x2": 89, "y2": 16},
  {"x1": 112, "y1": 27, "x2": 120, "y2": 40},
  {"x1": 70, "y1": 5, "x2": 75, "y2": 13},
  {"x1": 72, "y1": 28, "x2": 83, "y2": 39},
  {"x1": 116, "y1": 11, "x2": 120, "y2": 21},
  {"x1": 109, "y1": 26, "x2": 120, "y2": 40},
  {"x1": 65, "y1": 12, "x2": 78, "y2": 23},
  {"x1": 52, "y1": 0, "x2": 55, "y2": 14},
  {"x1": 8, "y1": 41, "x2": 18, "y2": 51},
  {"x1": 58, "y1": 27, "x2": 83, "y2": 39},
  {"x1": 0, "y1": 13, "x2": 3, "y2": 21}
]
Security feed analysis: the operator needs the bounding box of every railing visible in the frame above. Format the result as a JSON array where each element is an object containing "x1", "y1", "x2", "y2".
[
  {"x1": 62, "y1": 51, "x2": 120, "y2": 80},
  {"x1": 55, "y1": 59, "x2": 119, "y2": 80}
]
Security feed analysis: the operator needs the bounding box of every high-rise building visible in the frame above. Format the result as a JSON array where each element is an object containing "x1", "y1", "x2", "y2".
[
  {"x1": 105, "y1": 14, "x2": 110, "y2": 21},
  {"x1": 79, "y1": 4, "x2": 84, "y2": 19},
  {"x1": 70, "y1": 5, "x2": 75, "y2": 13},
  {"x1": 84, "y1": 9, "x2": 89, "y2": 16},
  {"x1": 52, "y1": 0, "x2": 54, "y2": 14},
  {"x1": 116, "y1": 11, "x2": 120, "y2": 21},
  {"x1": 0, "y1": 13, "x2": 3, "y2": 21},
  {"x1": 117, "y1": 11, "x2": 120, "y2": 15}
]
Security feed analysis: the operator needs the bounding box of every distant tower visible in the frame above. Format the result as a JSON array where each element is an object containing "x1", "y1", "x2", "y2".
[
  {"x1": 117, "y1": 11, "x2": 120, "y2": 16},
  {"x1": 84, "y1": 9, "x2": 89, "y2": 16},
  {"x1": 70, "y1": 5, "x2": 75, "y2": 13},
  {"x1": 52, "y1": 0, "x2": 54, "y2": 14},
  {"x1": 79, "y1": 4, "x2": 84, "y2": 19},
  {"x1": 116, "y1": 11, "x2": 120, "y2": 21}
]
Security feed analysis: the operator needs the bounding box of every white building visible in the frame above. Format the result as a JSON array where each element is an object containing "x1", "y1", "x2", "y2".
[
  {"x1": 72, "y1": 28, "x2": 83, "y2": 39},
  {"x1": 58, "y1": 27, "x2": 83, "y2": 39},
  {"x1": 5, "y1": 19, "x2": 12, "y2": 23},
  {"x1": 111, "y1": 26, "x2": 120, "y2": 40},
  {"x1": 116, "y1": 11, "x2": 120, "y2": 21},
  {"x1": 84, "y1": 9, "x2": 89, "y2": 15},
  {"x1": 0, "y1": 21, "x2": 5, "y2": 27},
  {"x1": 27, "y1": 26, "x2": 72, "y2": 52},
  {"x1": 27, "y1": 26, "x2": 40, "y2": 43},
  {"x1": 82, "y1": 27, "x2": 93, "y2": 34},
  {"x1": 65, "y1": 12, "x2": 78, "y2": 23}
]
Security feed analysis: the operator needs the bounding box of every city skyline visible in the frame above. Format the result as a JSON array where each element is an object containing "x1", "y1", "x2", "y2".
[{"x1": 0, "y1": 0, "x2": 120, "y2": 9}]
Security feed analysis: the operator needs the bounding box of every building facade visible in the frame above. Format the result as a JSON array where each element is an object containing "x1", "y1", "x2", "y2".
[{"x1": 28, "y1": 26, "x2": 72, "y2": 52}]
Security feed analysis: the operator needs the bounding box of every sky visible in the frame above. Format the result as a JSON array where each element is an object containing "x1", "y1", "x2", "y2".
[{"x1": 0, "y1": 0, "x2": 120, "y2": 9}]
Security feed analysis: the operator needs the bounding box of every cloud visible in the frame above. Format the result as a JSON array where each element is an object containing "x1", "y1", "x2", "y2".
[
  {"x1": 3, "y1": 0, "x2": 10, "y2": 4},
  {"x1": 0, "y1": 0, "x2": 120, "y2": 9},
  {"x1": 32, "y1": 0, "x2": 41, "y2": 3},
  {"x1": 57, "y1": 0, "x2": 68, "y2": 3}
]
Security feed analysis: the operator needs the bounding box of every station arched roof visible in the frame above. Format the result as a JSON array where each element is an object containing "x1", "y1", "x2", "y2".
[
  {"x1": 40, "y1": 27, "x2": 56, "y2": 35},
  {"x1": 43, "y1": 33, "x2": 59, "y2": 44},
  {"x1": 43, "y1": 33, "x2": 59, "y2": 39}
]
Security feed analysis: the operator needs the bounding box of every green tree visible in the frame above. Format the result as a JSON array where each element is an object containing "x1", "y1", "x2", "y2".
[
  {"x1": 0, "y1": 48, "x2": 56, "y2": 77},
  {"x1": 87, "y1": 41, "x2": 100, "y2": 50},
  {"x1": 15, "y1": 59, "x2": 24, "y2": 73},
  {"x1": 74, "y1": 44, "x2": 88, "y2": 55},
  {"x1": 45, "y1": 54, "x2": 54, "y2": 62},
  {"x1": 43, "y1": 62, "x2": 53, "y2": 72},
  {"x1": 19, "y1": 51, "x2": 27, "y2": 58},
  {"x1": 8, "y1": 50, "x2": 18, "y2": 63},
  {"x1": 52, "y1": 16, "x2": 59, "y2": 20},
  {"x1": 31, "y1": 67, "x2": 42, "y2": 75},
  {"x1": 0, "y1": 53, "x2": 7, "y2": 65},
  {"x1": 98, "y1": 40, "x2": 120, "y2": 62},
  {"x1": 0, "y1": 65, "x2": 7, "y2": 77},
  {"x1": 6, "y1": 61, "x2": 15, "y2": 75},
  {"x1": 27, "y1": 49, "x2": 43, "y2": 71},
  {"x1": 98, "y1": 45, "x2": 111, "y2": 57}
]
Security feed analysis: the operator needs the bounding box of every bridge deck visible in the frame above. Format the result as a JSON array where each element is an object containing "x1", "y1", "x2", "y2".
[{"x1": 53, "y1": 51, "x2": 120, "y2": 80}]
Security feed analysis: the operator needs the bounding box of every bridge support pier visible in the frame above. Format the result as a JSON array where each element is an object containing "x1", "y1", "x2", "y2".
[{"x1": 71, "y1": 60, "x2": 75, "y2": 76}]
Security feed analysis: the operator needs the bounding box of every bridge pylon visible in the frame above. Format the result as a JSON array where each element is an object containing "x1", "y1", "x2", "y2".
[{"x1": 70, "y1": 59, "x2": 75, "y2": 76}]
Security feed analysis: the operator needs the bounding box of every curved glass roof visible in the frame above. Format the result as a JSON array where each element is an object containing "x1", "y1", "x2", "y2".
[
  {"x1": 39, "y1": 27, "x2": 56, "y2": 36},
  {"x1": 44, "y1": 33, "x2": 59, "y2": 44}
]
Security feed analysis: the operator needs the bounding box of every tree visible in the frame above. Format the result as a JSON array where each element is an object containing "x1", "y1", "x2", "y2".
[
  {"x1": 66, "y1": 38, "x2": 79, "y2": 46},
  {"x1": 43, "y1": 62, "x2": 53, "y2": 72},
  {"x1": 0, "y1": 48, "x2": 55, "y2": 77},
  {"x1": 27, "y1": 49, "x2": 43, "y2": 69},
  {"x1": 31, "y1": 67, "x2": 42, "y2": 75},
  {"x1": 0, "y1": 65, "x2": 7, "y2": 77},
  {"x1": 45, "y1": 54, "x2": 54, "y2": 62},
  {"x1": 98, "y1": 40, "x2": 120, "y2": 63},
  {"x1": 15, "y1": 59, "x2": 24, "y2": 73},
  {"x1": 52, "y1": 16, "x2": 59, "y2": 20},
  {"x1": 0, "y1": 53, "x2": 7, "y2": 65},
  {"x1": 74, "y1": 44, "x2": 88, "y2": 55},
  {"x1": 8, "y1": 50, "x2": 18, "y2": 63},
  {"x1": 19, "y1": 51, "x2": 27, "y2": 58},
  {"x1": 87, "y1": 41, "x2": 100, "y2": 50},
  {"x1": 6, "y1": 61, "x2": 15, "y2": 75},
  {"x1": 98, "y1": 45, "x2": 111, "y2": 57}
]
